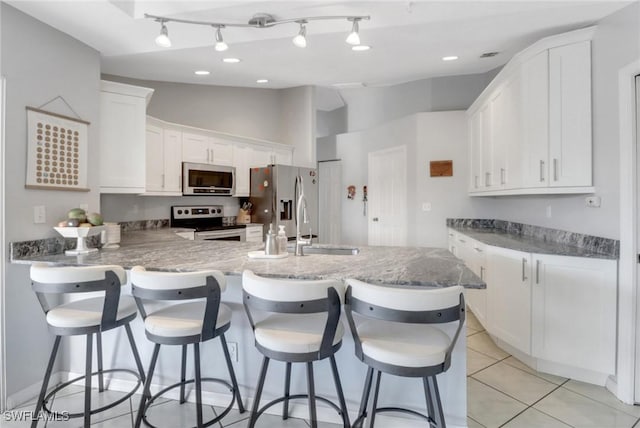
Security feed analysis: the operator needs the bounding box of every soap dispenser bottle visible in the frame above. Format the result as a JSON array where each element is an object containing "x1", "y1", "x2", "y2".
[
  {"x1": 265, "y1": 224, "x2": 277, "y2": 255},
  {"x1": 276, "y1": 225, "x2": 287, "y2": 254}
]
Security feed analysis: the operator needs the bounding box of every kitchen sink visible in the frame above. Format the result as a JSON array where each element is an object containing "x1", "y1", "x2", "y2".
[{"x1": 287, "y1": 245, "x2": 360, "y2": 255}]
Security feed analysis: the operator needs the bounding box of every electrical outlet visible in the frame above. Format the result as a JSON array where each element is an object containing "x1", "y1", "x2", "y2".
[
  {"x1": 422, "y1": 202, "x2": 432, "y2": 212},
  {"x1": 585, "y1": 196, "x2": 601, "y2": 208},
  {"x1": 33, "y1": 206, "x2": 46, "y2": 224},
  {"x1": 227, "y1": 341, "x2": 238, "y2": 362},
  {"x1": 79, "y1": 203, "x2": 89, "y2": 212},
  {"x1": 545, "y1": 206, "x2": 552, "y2": 218}
]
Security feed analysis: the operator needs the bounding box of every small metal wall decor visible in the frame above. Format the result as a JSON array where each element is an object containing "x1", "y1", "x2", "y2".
[
  {"x1": 430, "y1": 160, "x2": 453, "y2": 177},
  {"x1": 362, "y1": 185, "x2": 368, "y2": 216},
  {"x1": 347, "y1": 185, "x2": 356, "y2": 199}
]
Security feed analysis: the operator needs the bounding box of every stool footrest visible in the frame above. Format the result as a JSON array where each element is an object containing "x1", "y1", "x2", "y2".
[
  {"x1": 353, "y1": 406, "x2": 434, "y2": 428},
  {"x1": 253, "y1": 394, "x2": 346, "y2": 424},
  {"x1": 42, "y1": 368, "x2": 142, "y2": 419},
  {"x1": 140, "y1": 377, "x2": 239, "y2": 428}
]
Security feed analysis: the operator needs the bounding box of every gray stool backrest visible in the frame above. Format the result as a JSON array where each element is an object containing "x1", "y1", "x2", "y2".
[
  {"x1": 30, "y1": 263, "x2": 127, "y2": 331},
  {"x1": 344, "y1": 279, "x2": 465, "y2": 371},
  {"x1": 242, "y1": 270, "x2": 343, "y2": 359},
  {"x1": 129, "y1": 266, "x2": 226, "y2": 341}
]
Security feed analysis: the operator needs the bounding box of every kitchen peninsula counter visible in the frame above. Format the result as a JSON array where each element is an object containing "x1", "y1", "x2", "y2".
[{"x1": 12, "y1": 228, "x2": 484, "y2": 289}]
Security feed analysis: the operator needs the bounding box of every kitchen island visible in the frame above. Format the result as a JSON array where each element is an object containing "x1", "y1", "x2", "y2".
[{"x1": 12, "y1": 229, "x2": 483, "y2": 428}]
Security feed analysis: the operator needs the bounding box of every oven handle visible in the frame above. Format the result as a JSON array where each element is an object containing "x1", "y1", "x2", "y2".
[{"x1": 196, "y1": 230, "x2": 245, "y2": 240}]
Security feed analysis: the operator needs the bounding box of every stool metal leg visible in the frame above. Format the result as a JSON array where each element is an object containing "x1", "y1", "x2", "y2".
[
  {"x1": 282, "y1": 362, "x2": 292, "y2": 420},
  {"x1": 193, "y1": 343, "x2": 203, "y2": 428},
  {"x1": 135, "y1": 344, "x2": 161, "y2": 428},
  {"x1": 31, "y1": 336, "x2": 61, "y2": 428},
  {"x1": 329, "y1": 355, "x2": 350, "y2": 428},
  {"x1": 355, "y1": 366, "x2": 374, "y2": 426},
  {"x1": 220, "y1": 334, "x2": 245, "y2": 413},
  {"x1": 96, "y1": 332, "x2": 104, "y2": 393},
  {"x1": 248, "y1": 356, "x2": 270, "y2": 428},
  {"x1": 180, "y1": 344, "x2": 188, "y2": 404},
  {"x1": 424, "y1": 376, "x2": 445, "y2": 428},
  {"x1": 124, "y1": 323, "x2": 146, "y2": 383},
  {"x1": 84, "y1": 333, "x2": 93, "y2": 428},
  {"x1": 306, "y1": 362, "x2": 317, "y2": 428},
  {"x1": 365, "y1": 370, "x2": 382, "y2": 428}
]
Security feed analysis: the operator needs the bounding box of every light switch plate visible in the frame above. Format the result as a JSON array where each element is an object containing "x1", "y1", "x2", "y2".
[
  {"x1": 80, "y1": 203, "x2": 89, "y2": 212},
  {"x1": 34, "y1": 205, "x2": 46, "y2": 224}
]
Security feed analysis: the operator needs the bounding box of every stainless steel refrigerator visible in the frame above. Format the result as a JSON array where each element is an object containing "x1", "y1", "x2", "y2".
[{"x1": 249, "y1": 165, "x2": 318, "y2": 241}]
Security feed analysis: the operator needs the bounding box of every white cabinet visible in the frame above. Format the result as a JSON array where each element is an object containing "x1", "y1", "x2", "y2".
[
  {"x1": 182, "y1": 132, "x2": 234, "y2": 166},
  {"x1": 486, "y1": 246, "x2": 532, "y2": 354},
  {"x1": 245, "y1": 224, "x2": 264, "y2": 242},
  {"x1": 467, "y1": 29, "x2": 593, "y2": 196},
  {"x1": 250, "y1": 145, "x2": 274, "y2": 168},
  {"x1": 233, "y1": 145, "x2": 252, "y2": 197},
  {"x1": 531, "y1": 254, "x2": 616, "y2": 374},
  {"x1": 273, "y1": 147, "x2": 293, "y2": 165},
  {"x1": 145, "y1": 124, "x2": 182, "y2": 195},
  {"x1": 99, "y1": 81, "x2": 154, "y2": 193},
  {"x1": 548, "y1": 40, "x2": 592, "y2": 187}
]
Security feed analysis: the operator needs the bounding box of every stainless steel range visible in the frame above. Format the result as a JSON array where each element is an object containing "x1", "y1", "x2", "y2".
[{"x1": 170, "y1": 205, "x2": 246, "y2": 241}]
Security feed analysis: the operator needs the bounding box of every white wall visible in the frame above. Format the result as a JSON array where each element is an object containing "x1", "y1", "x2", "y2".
[
  {"x1": 1, "y1": 3, "x2": 101, "y2": 403},
  {"x1": 470, "y1": 2, "x2": 640, "y2": 240},
  {"x1": 336, "y1": 111, "x2": 474, "y2": 247}
]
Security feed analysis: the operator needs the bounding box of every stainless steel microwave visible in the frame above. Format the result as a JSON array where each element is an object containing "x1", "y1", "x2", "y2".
[{"x1": 182, "y1": 162, "x2": 235, "y2": 196}]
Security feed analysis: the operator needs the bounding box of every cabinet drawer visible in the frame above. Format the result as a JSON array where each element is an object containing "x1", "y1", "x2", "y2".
[{"x1": 245, "y1": 226, "x2": 263, "y2": 242}]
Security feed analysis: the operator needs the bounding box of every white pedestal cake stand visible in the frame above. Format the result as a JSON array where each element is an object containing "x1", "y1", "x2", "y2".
[{"x1": 54, "y1": 226, "x2": 104, "y2": 255}]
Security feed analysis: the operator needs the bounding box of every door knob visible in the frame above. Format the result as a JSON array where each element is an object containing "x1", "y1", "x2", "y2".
[{"x1": 372, "y1": 217, "x2": 379, "y2": 222}]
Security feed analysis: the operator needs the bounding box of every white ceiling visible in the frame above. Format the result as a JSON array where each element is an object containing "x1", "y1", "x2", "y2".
[{"x1": 6, "y1": 1, "x2": 632, "y2": 90}]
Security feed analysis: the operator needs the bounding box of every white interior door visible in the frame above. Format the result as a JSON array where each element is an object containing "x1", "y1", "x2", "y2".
[
  {"x1": 0, "y1": 76, "x2": 6, "y2": 410},
  {"x1": 368, "y1": 145, "x2": 407, "y2": 246},
  {"x1": 635, "y1": 74, "x2": 640, "y2": 403},
  {"x1": 318, "y1": 160, "x2": 342, "y2": 244}
]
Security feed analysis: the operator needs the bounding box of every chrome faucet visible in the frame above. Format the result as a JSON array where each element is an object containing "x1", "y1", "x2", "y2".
[{"x1": 295, "y1": 174, "x2": 312, "y2": 256}]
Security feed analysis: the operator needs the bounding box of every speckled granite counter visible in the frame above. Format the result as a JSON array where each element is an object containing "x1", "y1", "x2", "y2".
[
  {"x1": 447, "y1": 219, "x2": 619, "y2": 259},
  {"x1": 11, "y1": 228, "x2": 484, "y2": 289}
]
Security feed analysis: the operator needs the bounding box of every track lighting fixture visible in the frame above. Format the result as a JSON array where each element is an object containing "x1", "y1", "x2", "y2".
[
  {"x1": 292, "y1": 22, "x2": 307, "y2": 48},
  {"x1": 155, "y1": 21, "x2": 171, "y2": 48},
  {"x1": 146, "y1": 13, "x2": 369, "y2": 50},
  {"x1": 214, "y1": 26, "x2": 228, "y2": 52},
  {"x1": 346, "y1": 18, "x2": 361, "y2": 46}
]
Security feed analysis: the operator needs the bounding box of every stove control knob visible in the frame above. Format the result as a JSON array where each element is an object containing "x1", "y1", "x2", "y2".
[
  {"x1": 177, "y1": 210, "x2": 183, "y2": 215},
  {"x1": 217, "y1": 208, "x2": 222, "y2": 214},
  {"x1": 184, "y1": 209, "x2": 190, "y2": 215}
]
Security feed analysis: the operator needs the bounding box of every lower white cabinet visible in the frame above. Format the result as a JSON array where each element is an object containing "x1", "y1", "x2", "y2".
[
  {"x1": 486, "y1": 246, "x2": 532, "y2": 354},
  {"x1": 245, "y1": 224, "x2": 263, "y2": 242},
  {"x1": 531, "y1": 254, "x2": 617, "y2": 374}
]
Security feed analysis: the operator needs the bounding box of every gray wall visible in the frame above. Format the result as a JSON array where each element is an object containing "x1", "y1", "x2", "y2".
[
  {"x1": 1, "y1": 3, "x2": 101, "y2": 404},
  {"x1": 317, "y1": 105, "x2": 348, "y2": 138},
  {"x1": 472, "y1": 2, "x2": 640, "y2": 240}
]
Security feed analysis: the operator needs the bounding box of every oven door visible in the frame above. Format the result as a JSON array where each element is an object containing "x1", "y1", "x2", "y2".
[{"x1": 195, "y1": 229, "x2": 246, "y2": 242}]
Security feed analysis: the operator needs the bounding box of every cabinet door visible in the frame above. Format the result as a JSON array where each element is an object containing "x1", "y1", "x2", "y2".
[
  {"x1": 210, "y1": 137, "x2": 234, "y2": 166},
  {"x1": 490, "y1": 88, "x2": 507, "y2": 190},
  {"x1": 532, "y1": 255, "x2": 616, "y2": 374},
  {"x1": 163, "y1": 129, "x2": 183, "y2": 193},
  {"x1": 182, "y1": 132, "x2": 211, "y2": 164},
  {"x1": 100, "y1": 92, "x2": 147, "y2": 192},
  {"x1": 274, "y1": 147, "x2": 293, "y2": 166},
  {"x1": 232, "y1": 145, "x2": 251, "y2": 197},
  {"x1": 548, "y1": 41, "x2": 592, "y2": 187},
  {"x1": 145, "y1": 125, "x2": 164, "y2": 192},
  {"x1": 468, "y1": 112, "x2": 483, "y2": 192},
  {"x1": 487, "y1": 246, "x2": 532, "y2": 354},
  {"x1": 250, "y1": 146, "x2": 273, "y2": 168},
  {"x1": 480, "y1": 104, "x2": 493, "y2": 189},
  {"x1": 502, "y1": 73, "x2": 522, "y2": 189},
  {"x1": 520, "y1": 51, "x2": 549, "y2": 188}
]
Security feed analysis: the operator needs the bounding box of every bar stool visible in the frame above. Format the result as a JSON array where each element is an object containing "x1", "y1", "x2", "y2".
[
  {"x1": 30, "y1": 263, "x2": 145, "y2": 428},
  {"x1": 344, "y1": 279, "x2": 465, "y2": 428},
  {"x1": 242, "y1": 270, "x2": 350, "y2": 428},
  {"x1": 130, "y1": 266, "x2": 245, "y2": 428}
]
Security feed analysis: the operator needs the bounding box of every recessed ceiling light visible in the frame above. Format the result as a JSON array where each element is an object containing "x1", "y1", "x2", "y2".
[
  {"x1": 222, "y1": 58, "x2": 241, "y2": 63},
  {"x1": 194, "y1": 70, "x2": 210, "y2": 75},
  {"x1": 256, "y1": 79, "x2": 269, "y2": 84},
  {"x1": 352, "y1": 45, "x2": 371, "y2": 51},
  {"x1": 442, "y1": 56, "x2": 459, "y2": 61}
]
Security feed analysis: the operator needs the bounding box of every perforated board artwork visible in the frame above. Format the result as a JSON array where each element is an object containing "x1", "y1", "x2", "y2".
[{"x1": 25, "y1": 107, "x2": 90, "y2": 191}]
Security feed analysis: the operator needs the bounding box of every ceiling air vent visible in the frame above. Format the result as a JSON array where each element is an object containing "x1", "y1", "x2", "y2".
[{"x1": 480, "y1": 52, "x2": 499, "y2": 58}]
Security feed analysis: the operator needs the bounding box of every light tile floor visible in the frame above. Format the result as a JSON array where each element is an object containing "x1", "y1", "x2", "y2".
[{"x1": 3, "y1": 311, "x2": 640, "y2": 427}]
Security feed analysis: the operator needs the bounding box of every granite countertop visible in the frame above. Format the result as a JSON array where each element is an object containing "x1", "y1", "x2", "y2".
[
  {"x1": 11, "y1": 229, "x2": 485, "y2": 289},
  {"x1": 448, "y1": 219, "x2": 619, "y2": 260}
]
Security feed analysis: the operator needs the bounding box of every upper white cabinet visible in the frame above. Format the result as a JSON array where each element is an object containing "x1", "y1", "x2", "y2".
[
  {"x1": 467, "y1": 28, "x2": 594, "y2": 196},
  {"x1": 182, "y1": 132, "x2": 234, "y2": 166},
  {"x1": 99, "y1": 81, "x2": 154, "y2": 193},
  {"x1": 145, "y1": 122, "x2": 182, "y2": 195}
]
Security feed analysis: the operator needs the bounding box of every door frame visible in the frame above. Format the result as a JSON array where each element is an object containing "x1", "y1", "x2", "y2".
[
  {"x1": 617, "y1": 60, "x2": 640, "y2": 404},
  {"x1": 0, "y1": 76, "x2": 6, "y2": 410}
]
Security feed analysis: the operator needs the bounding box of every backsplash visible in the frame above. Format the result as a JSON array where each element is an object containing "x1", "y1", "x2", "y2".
[{"x1": 446, "y1": 218, "x2": 619, "y2": 258}]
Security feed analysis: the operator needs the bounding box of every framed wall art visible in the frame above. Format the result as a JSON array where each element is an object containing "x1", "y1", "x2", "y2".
[{"x1": 25, "y1": 106, "x2": 90, "y2": 192}]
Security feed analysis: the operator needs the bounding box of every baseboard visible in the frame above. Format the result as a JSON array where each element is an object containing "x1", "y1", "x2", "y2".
[{"x1": 6, "y1": 372, "x2": 64, "y2": 410}]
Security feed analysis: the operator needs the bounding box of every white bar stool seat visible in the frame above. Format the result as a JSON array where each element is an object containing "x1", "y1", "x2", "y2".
[
  {"x1": 242, "y1": 270, "x2": 350, "y2": 428},
  {"x1": 130, "y1": 266, "x2": 245, "y2": 428},
  {"x1": 30, "y1": 263, "x2": 145, "y2": 428},
  {"x1": 344, "y1": 279, "x2": 466, "y2": 428}
]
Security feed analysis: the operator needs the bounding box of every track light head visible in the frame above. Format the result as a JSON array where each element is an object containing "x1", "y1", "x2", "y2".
[
  {"x1": 292, "y1": 22, "x2": 307, "y2": 48},
  {"x1": 346, "y1": 18, "x2": 360, "y2": 45},
  {"x1": 214, "y1": 26, "x2": 228, "y2": 52},
  {"x1": 155, "y1": 21, "x2": 172, "y2": 48}
]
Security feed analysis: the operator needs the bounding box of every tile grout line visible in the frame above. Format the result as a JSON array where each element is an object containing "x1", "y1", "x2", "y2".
[
  {"x1": 558, "y1": 383, "x2": 640, "y2": 420},
  {"x1": 467, "y1": 414, "x2": 487, "y2": 428},
  {"x1": 496, "y1": 381, "x2": 572, "y2": 428}
]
